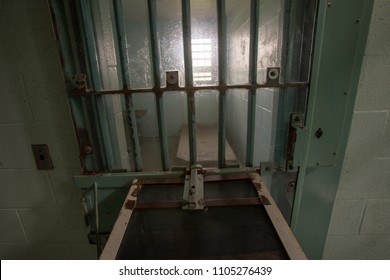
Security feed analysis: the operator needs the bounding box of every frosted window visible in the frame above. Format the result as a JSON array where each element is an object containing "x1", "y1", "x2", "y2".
[{"x1": 190, "y1": 0, "x2": 218, "y2": 86}]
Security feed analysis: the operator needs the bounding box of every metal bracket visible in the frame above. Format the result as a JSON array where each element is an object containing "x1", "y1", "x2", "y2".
[
  {"x1": 166, "y1": 71, "x2": 179, "y2": 89},
  {"x1": 31, "y1": 144, "x2": 54, "y2": 170},
  {"x1": 182, "y1": 165, "x2": 204, "y2": 210},
  {"x1": 265, "y1": 67, "x2": 281, "y2": 86},
  {"x1": 260, "y1": 162, "x2": 274, "y2": 176},
  {"x1": 73, "y1": 74, "x2": 87, "y2": 90},
  {"x1": 286, "y1": 112, "x2": 304, "y2": 172},
  {"x1": 291, "y1": 112, "x2": 305, "y2": 129}
]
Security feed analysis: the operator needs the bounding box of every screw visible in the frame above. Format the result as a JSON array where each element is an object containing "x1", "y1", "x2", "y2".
[
  {"x1": 288, "y1": 182, "x2": 296, "y2": 192},
  {"x1": 327, "y1": 3, "x2": 332, "y2": 7},
  {"x1": 356, "y1": 19, "x2": 361, "y2": 23},
  {"x1": 83, "y1": 145, "x2": 93, "y2": 154}
]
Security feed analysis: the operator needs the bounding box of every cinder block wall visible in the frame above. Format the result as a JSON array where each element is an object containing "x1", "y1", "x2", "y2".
[
  {"x1": 323, "y1": 0, "x2": 390, "y2": 259},
  {"x1": 0, "y1": 0, "x2": 95, "y2": 259}
]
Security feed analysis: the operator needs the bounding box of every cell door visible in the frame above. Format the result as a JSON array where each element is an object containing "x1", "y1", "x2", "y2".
[{"x1": 49, "y1": 0, "x2": 317, "y2": 240}]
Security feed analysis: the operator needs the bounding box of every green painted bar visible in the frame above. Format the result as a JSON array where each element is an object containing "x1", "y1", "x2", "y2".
[
  {"x1": 245, "y1": 0, "x2": 260, "y2": 167},
  {"x1": 48, "y1": 1, "x2": 94, "y2": 171},
  {"x1": 73, "y1": 167, "x2": 257, "y2": 189},
  {"x1": 126, "y1": 95, "x2": 143, "y2": 171},
  {"x1": 113, "y1": 0, "x2": 131, "y2": 88},
  {"x1": 147, "y1": 0, "x2": 170, "y2": 170},
  {"x1": 155, "y1": 95, "x2": 170, "y2": 170},
  {"x1": 181, "y1": 0, "x2": 197, "y2": 165},
  {"x1": 79, "y1": 0, "x2": 115, "y2": 171},
  {"x1": 112, "y1": 0, "x2": 143, "y2": 171},
  {"x1": 217, "y1": 0, "x2": 227, "y2": 168}
]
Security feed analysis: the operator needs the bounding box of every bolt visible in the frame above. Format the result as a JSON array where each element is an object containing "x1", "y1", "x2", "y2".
[
  {"x1": 83, "y1": 145, "x2": 93, "y2": 154},
  {"x1": 288, "y1": 182, "x2": 296, "y2": 192}
]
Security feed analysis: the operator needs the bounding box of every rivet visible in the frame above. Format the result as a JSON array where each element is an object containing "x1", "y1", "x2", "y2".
[{"x1": 83, "y1": 145, "x2": 93, "y2": 154}]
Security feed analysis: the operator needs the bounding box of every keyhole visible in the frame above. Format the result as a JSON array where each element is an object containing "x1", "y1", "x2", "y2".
[{"x1": 315, "y1": 128, "x2": 323, "y2": 139}]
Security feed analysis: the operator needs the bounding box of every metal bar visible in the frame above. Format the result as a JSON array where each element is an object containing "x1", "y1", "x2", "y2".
[
  {"x1": 126, "y1": 95, "x2": 143, "y2": 171},
  {"x1": 246, "y1": 0, "x2": 260, "y2": 167},
  {"x1": 181, "y1": 0, "x2": 196, "y2": 165},
  {"x1": 133, "y1": 198, "x2": 261, "y2": 209},
  {"x1": 79, "y1": 0, "x2": 115, "y2": 171},
  {"x1": 217, "y1": 0, "x2": 227, "y2": 168},
  {"x1": 147, "y1": 0, "x2": 161, "y2": 89},
  {"x1": 73, "y1": 167, "x2": 257, "y2": 189},
  {"x1": 112, "y1": 0, "x2": 142, "y2": 171},
  {"x1": 70, "y1": 82, "x2": 308, "y2": 96},
  {"x1": 155, "y1": 95, "x2": 170, "y2": 170},
  {"x1": 48, "y1": 0, "x2": 95, "y2": 171},
  {"x1": 93, "y1": 182, "x2": 102, "y2": 257},
  {"x1": 112, "y1": 0, "x2": 131, "y2": 88},
  {"x1": 136, "y1": 172, "x2": 252, "y2": 185},
  {"x1": 147, "y1": 0, "x2": 170, "y2": 170}
]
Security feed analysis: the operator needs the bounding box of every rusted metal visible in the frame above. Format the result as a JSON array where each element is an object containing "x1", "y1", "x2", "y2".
[
  {"x1": 133, "y1": 197, "x2": 263, "y2": 210},
  {"x1": 130, "y1": 185, "x2": 141, "y2": 197},
  {"x1": 125, "y1": 200, "x2": 136, "y2": 210},
  {"x1": 259, "y1": 195, "x2": 271, "y2": 206},
  {"x1": 70, "y1": 82, "x2": 308, "y2": 96}
]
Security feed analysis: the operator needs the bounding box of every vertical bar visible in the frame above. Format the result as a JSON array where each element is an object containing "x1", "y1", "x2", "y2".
[
  {"x1": 181, "y1": 0, "x2": 197, "y2": 165},
  {"x1": 48, "y1": 0, "x2": 95, "y2": 171},
  {"x1": 112, "y1": 0, "x2": 142, "y2": 171},
  {"x1": 126, "y1": 95, "x2": 143, "y2": 171},
  {"x1": 147, "y1": 0, "x2": 170, "y2": 171},
  {"x1": 93, "y1": 182, "x2": 102, "y2": 257},
  {"x1": 246, "y1": 0, "x2": 260, "y2": 167},
  {"x1": 113, "y1": 0, "x2": 131, "y2": 88},
  {"x1": 217, "y1": 0, "x2": 227, "y2": 168},
  {"x1": 80, "y1": 0, "x2": 115, "y2": 171}
]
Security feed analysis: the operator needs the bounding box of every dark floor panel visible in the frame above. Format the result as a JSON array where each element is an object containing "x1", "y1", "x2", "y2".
[{"x1": 116, "y1": 206, "x2": 288, "y2": 260}]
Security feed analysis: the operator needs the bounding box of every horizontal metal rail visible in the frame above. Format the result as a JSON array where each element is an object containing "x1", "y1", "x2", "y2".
[
  {"x1": 70, "y1": 82, "x2": 308, "y2": 96},
  {"x1": 73, "y1": 167, "x2": 257, "y2": 188},
  {"x1": 128, "y1": 197, "x2": 262, "y2": 210}
]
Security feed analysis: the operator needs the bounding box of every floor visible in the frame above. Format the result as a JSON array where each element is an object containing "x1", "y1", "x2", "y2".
[{"x1": 132, "y1": 124, "x2": 241, "y2": 171}]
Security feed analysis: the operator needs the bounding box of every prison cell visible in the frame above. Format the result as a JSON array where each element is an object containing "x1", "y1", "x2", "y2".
[{"x1": 49, "y1": 0, "x2": 317, "y2": 259}]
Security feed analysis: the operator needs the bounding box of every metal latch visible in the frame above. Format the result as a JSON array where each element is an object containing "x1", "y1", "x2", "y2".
[
  {"x1": 182, "y1": 165, "x2": 204, "y2": 210},
  {"x1": 286, "y1": 112, "x2": 304, "y2": 172}
]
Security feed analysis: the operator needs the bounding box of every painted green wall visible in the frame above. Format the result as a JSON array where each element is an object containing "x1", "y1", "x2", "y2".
[
  {"x1": 323, "y1": 0, "x2": 390, "y2": 259},
  {"x1": 291, "y1": 0, "x2": 379, "y2": 259}
]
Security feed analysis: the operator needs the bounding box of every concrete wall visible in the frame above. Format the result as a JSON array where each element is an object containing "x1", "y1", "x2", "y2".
[
  {"x1": 0, "y1": 0, "x2": 96, "y2": 259},
  {"x1": 323, "y1": 0, "x2": 390, "y2": 259}
]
